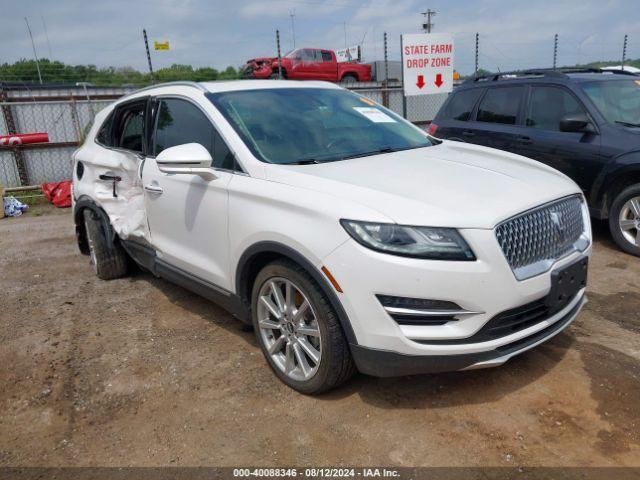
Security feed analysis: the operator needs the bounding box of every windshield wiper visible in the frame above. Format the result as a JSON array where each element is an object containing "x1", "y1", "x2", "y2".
[
  {"x1": 340, "y1": 144, "x2": 429, "y2": 161},
  {"x1": 286, "y1": 159, "x2": 322, "y2": 165},
  {"x1": 341, "y1": 147, "x2": 395, "y2": 160},
  {"x1": 615, "y1": 120, "x2": 640, "y2": 128}
]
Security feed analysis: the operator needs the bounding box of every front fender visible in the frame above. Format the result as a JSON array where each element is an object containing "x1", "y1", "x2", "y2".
[{"x1": 235, "y1": 240, "x2": 358, "y2": 345}]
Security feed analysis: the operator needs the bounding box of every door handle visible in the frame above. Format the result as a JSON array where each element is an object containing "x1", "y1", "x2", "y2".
[
  {"x1": 144, "y1": 184, "x2": 164, "y2": 194},
  {"x1": 517, "y1": 136, "x2": 532, "y2": 145},
  {"x1": 462, "y1": 131, "x2": 475, "y2": 137},
  {"x1": 98, "y1": 174, "x2": 122, "y2": 198}
]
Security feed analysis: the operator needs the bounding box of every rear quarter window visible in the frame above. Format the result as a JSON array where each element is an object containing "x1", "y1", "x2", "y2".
[
  {"x1": 96, "y1": 112, "x2": 114, "y2": 146},
  {"x1": 441, "y1": 88, "x2": 483, "y2": 121}
]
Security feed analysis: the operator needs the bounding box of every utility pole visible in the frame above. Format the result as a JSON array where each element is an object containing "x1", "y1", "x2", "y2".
[
  {"x1": 276, "y1": 29, "x2": 283, "y2": 79},
  {"x1": 421, "y1": 9, "x2": 436, "y2": 33},
  {"x1": 290, "y1": 9, "x2": 296, "y2": 49},
  {"x1": 24, "y1": 17, "x2": 43, "y2": 84},
  {"x1": 622, "y1": 34, "x2": 628, "y2": 68},
  {"x1": 475, "y1": 33, "x2": 479, "y2": 75},
  {"x1": 553, "y1": 33, "x2": 558, "y2": 70},
  {"x1": 343, "y1": 22, "x2": 347, "y2": 48},
  {"x1": 143, "y1": 29, "x2": 154, "y2": 83}
]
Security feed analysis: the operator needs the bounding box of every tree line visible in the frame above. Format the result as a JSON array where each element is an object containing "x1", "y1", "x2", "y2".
[{"x1": 0, "y1": 59, "x2": 241, "y2": 86}]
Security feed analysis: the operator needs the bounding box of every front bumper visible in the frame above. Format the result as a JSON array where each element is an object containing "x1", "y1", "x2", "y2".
[
  {"x1": 322, "y1": 226, "x2": 591, "y2": 375},
  {"x1": 351, "y1": 293, "x2": 585, "y2": 377}
]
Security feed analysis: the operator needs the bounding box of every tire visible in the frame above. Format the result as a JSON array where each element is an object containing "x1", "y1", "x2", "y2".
[
  {"x1": 340, "y1": 74, "x2": 358, "y2": 85},
  {"x1": 83, "y1": 209, "x2": 129, "y2": 280},
  {"x1": 251, "y1": 259, "x2": 355, "y2": 394},
  {"x1": 608, "y1": 184, "x2": 640, "y2": 256}
]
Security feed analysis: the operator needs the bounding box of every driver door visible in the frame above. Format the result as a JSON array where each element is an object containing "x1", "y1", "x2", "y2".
[
  {"x1": 515, "y1": 85, "x2": 602, "y2": 194},
  {"x1": 142, "y1": 97, "x2": 236, "y2": 290}
]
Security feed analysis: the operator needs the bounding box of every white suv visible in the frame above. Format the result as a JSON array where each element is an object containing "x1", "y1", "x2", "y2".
[{"x1": 72, "y1": 80, "x2": 591, "y2": 394}]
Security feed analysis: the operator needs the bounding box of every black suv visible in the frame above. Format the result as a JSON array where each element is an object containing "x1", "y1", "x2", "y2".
[{"x1": 431, "y1": 69, "x2": 640, "y2": 256}]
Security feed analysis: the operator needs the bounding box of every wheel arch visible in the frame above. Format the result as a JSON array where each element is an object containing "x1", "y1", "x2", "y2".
[
  {"x1": 235, "y1": 241, "x2": 358, "y2": 345},
  {"x1": 272, "y1": 67, "x2": 287, "y2": 78},
  {"x1": 592, "y1": 161, "x2": 640, "y2": 219},
  {"x1": 340, "y1": 71, "x2": 359, "y2": 81},
  {"x1": 73, "y1": 195, "x2": 118, "y2": 255}
]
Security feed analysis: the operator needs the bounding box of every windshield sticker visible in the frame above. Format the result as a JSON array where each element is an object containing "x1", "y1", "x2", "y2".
[
  {"x1": 635, "y1": 80, "x2": 640, "y2": 86},
  {"x1": 353, "y1": 107, "x2": 396, "y2": 123}
]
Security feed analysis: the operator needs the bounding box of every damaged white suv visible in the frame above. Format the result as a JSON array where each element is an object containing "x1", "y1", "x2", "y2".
[{"x1": 73, "y1": 80, "x2": 591, "y2": 394}]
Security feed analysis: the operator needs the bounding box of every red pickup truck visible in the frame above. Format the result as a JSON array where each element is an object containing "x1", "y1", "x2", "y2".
[{"x1": 242, "y1": 48, "x2": 371, "y2": 83}]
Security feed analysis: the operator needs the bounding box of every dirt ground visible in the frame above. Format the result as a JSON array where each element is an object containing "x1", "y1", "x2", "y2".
[{"x1": 0, "y1": 205, "x2": 639, "y2": 468}]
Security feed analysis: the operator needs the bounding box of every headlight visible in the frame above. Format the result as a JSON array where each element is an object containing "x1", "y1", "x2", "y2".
[{"x1": 340, "y1": 219, "x2": 475, "y2": 261}]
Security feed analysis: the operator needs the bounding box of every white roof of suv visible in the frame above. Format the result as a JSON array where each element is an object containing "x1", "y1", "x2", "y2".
[{"x1": 201, "y1": 79, "x2": 341, "y2": 93}]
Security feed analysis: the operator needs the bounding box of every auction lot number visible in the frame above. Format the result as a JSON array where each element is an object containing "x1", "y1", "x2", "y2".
[{"x1": 234, "y1": 468, "x2": 400, "y2": 478}]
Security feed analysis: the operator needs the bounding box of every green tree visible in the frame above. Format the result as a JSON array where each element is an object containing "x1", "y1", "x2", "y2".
[{"x1": 0, "y1": 59, "x2": 241, "y2": 86}]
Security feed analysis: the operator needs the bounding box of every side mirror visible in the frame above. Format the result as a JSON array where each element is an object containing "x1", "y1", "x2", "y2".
[
  {"x1": 559, "y1": 114, "x2": 595, "y2": 133},
  {"x1": 155, "y1": 143, "x2": 217, "y2": 180}
]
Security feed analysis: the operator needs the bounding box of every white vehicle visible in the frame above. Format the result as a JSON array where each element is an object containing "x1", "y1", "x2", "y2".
[{"x1": 73, "y1": 80, "x2": 591, "y2": 394}]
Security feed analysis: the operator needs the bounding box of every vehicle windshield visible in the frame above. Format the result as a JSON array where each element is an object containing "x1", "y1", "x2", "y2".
[
  {"x1": 581, "y1": 79, "x2": 640, "y2": 126},
  {"x1": 207, "y1": 88, "x2": 433, "y2": 164}
]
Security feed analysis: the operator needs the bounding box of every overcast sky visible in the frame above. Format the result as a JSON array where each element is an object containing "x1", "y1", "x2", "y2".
[{"x1": 1, "y1": 0, "x2": 639, "y2": 75}]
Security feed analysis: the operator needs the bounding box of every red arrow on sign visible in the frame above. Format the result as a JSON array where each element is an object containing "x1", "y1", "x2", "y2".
[
  {"x1": 435, "y1": 73, "x2": 443, "y2": 87},
  {"x1": 416, "y1": 75, "x2": 425, "y2": 89}
]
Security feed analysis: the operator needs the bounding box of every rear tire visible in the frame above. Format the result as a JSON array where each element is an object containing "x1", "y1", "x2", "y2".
[
  {"x1": 83, "y1": 209, "x2": 129, "y2": 280},
  {"x1": 251, "y1": 259, "x2": 355, "y2": 394},
  {"x1": 608, "y1": 184, "x2": 640, "y2": 256}
]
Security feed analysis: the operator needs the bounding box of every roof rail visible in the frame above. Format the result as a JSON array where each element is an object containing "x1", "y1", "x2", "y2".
[
  {"x1": 130, "y1": 81, "x2": 207, "y2": 95},
  {"x1": 558, "y1": 67, "x2": 638, "y2": 76},
  {"x1": 463, "y1": 69, "x2": 567, "y2": 84}
]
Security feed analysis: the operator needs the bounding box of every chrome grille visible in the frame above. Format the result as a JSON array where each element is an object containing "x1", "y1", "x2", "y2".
[{"x1": 496, "y1": 196, "x2": 586, "y2": 279}]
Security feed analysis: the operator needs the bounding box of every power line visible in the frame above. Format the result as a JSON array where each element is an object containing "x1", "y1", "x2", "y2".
[
  {"x1": 23, "y1": 17, "x2": 43, "y2": 84},
  {"x1": 41, "y1": 14, "x2": 53, "y2": 59}
]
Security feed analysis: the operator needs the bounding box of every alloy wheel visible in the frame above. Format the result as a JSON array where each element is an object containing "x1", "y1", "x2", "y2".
[
  {"x1": 84, "y1": 217, "x2": 99, "y2": 273},
  {"x1": 256, "y1": 277, "x2": 322, "y2": 382},
  {"x1": 619, "y1": 196, "x2": 640, "y2": 247}
]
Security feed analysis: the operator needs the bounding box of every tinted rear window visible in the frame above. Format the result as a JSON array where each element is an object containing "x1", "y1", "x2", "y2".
[
  {"x1": 442, "y1": 89, "x2": 483, "y2": 121},
  {"x1": 476, "y1": 86, "x2": 524, "y2": 125}
]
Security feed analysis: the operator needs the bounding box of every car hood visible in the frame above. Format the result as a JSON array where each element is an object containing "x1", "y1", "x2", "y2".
[{"x1": 266, "y1": 140, "x2": 582, "y2": 229}]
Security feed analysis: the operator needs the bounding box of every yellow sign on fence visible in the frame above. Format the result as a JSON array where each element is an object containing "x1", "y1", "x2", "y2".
[{"x1": 154, "y1": 41, "x2": 170, "y2": 51}]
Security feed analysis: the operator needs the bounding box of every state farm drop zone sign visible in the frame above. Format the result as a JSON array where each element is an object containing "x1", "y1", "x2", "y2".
[{"x1": 401, "y1": 33, "x2": 454, "y2": 96}]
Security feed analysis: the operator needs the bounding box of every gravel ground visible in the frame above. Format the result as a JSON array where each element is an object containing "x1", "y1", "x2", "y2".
[{"x1": 0, "y1": 206, "x2": 638, "y2": 467}]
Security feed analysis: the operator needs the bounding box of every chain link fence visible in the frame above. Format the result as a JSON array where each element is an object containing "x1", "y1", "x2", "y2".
[
  {"x1": 0, "y1": 83, "x2": 449, "y2": 188},
  {"x1": 0, "y1": 88, "x2": 121, "y2": 188},
  {"x1": 350, "y1": 81, "x2": 448, "y2": 126}
]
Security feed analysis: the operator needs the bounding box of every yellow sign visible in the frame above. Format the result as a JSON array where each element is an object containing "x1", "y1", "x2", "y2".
[{"x1": 154, "y1": 41, "x2": 170, "y2": 51}]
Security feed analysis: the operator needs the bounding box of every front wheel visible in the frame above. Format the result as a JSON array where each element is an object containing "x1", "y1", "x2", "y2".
[
  {"x1": 251, "y1": 260, "x2": 355, "y2": 394},
  {"x1": 608, "y1": 184, "x2": 640, "y2": 256}
]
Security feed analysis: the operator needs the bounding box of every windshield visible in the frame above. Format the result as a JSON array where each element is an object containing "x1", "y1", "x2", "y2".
[
  {"x1": 581, "y1": 79, "x2": 640, "y2": 126},
  {"x1": 207, "y1": 88, "x2": 433, "y2": 164}
]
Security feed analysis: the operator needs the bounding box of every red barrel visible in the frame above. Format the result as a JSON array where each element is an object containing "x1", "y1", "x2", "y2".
[{"x1": 0, "y1": 132, "x2": 49, "y2": 146}]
